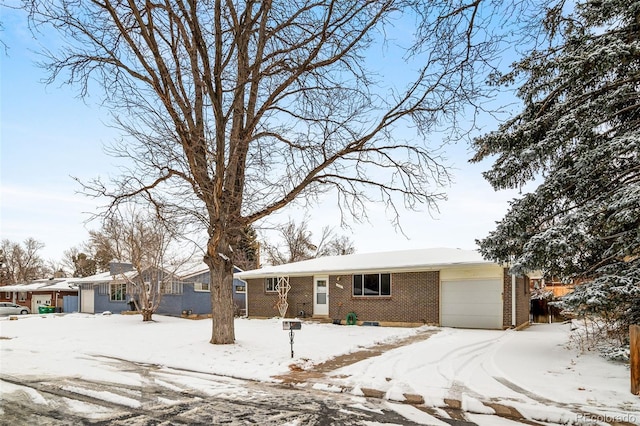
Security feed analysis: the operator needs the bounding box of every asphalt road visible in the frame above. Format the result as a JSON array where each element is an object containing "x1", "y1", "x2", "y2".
[{"x1": 0, "y1": 358, "x2": 480, "y2": 426}]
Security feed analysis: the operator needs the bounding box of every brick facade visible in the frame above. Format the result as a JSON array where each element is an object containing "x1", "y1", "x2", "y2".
[
  {"x1": 501, "y1": 269, "x2": 530, "y2": 328},
  {"x1": 247, "y1": 268, "x2": 530, "y2": 328},
  {"x1": 328, "y1": 272, "x2": 440, "y2": 324},
  {"x1": 246, "y1": 276, "x2": 313, "y2": 318},
  {"x1": 248, "y1": 271, "x2": 439, "y2": 324}
]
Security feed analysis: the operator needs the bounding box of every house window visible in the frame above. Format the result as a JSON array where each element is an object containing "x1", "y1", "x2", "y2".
[
  {"x1": 110, "y1": 283, "x2": 127, "y2": 301},
  {"x1": 235, "y1": 285, "x2": 246, "y2": 293},
  {"x1": 161, "y1": 281, "x2": 183, "y2": 295},
  {"x1": 194, "y1": 281, "x2": 210, "y2": 292},
  {"x1": 353, "y1": 273, "x2": 391, "y2": 296},
  {"x1": 265, "y1": 278, "x2": 278, "y2": 292},
  {"x1": 3, "y1": 292, "x2": 10, "y2": 300},
  {"x1": 18, "y1": 292, "x2": 27, "y2": 302}
]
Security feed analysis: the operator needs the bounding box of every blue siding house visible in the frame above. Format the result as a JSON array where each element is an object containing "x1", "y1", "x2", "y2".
[
  {"x1": 69, "y1": 263, "x2": 247, "y2": 317},
  {"x1": 180, "y1": 266, "x2": 247, "y2": 316}
]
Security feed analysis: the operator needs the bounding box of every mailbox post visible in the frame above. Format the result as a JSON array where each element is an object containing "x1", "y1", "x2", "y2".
[{"x1": 282, "y1": 319, "x2": 302, "y2": 358}]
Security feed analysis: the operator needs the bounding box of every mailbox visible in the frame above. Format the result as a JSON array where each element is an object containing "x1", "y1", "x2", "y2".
[{"x1": 282, "y1": 319, "x2": 302, "y2": 330}]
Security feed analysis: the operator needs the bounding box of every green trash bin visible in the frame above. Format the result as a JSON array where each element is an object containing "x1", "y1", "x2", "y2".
[
  {"x1": 38, "y1": 306, "x2": 46, "y2": 314},
  {"x1": 46, "y1": 306, "x2": 55, "y2": 313}
]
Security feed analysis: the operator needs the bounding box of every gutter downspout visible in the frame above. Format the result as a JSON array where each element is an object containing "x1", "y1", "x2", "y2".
[{"x1": 511, "y1": 273, "x2": 517, "y2": 328}]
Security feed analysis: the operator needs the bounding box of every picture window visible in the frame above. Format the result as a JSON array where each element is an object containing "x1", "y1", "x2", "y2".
[{"x1": 353, "y1": 273, "x2": 391, "y2": 296}]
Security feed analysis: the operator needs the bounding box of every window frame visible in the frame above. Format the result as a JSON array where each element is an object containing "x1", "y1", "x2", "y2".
[
  {"x1": 265, "y1": 277, "x2": 278, "y2": 293},
  {"x1": 193, "y1": 281, "x2": 210, "y2": 292},
  {"x1": 161, "y1": 280, "x2": 183, "y2": 295},
  {"x1": 352, "y1": 273, "x2": 391, "y2": 297},
  {"x1": 110, "y1": 283, "x2": 127, "y2": 302}
]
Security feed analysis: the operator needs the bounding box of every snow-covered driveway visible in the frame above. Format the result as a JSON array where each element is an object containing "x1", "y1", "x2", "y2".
[{"x1": 327, "y1": 323, "x2": 639, "y2": 425}]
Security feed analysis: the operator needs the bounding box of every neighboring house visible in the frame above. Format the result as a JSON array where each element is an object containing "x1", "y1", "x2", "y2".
[
  {"x1": 529, "y1": 273, "x2": 572, "y2": 323},
  {"x1": 68, "y1": 270, "x2": 134, "y2": 315},
  {"x1": 0, "y1": 278, "x2": 78, "y2": 313},
  {"x1": 529, "y1": 273, "x2": 575, "y2": 298},
  {"x1": 181, "y1": 266, "x2": 247, "y2": 316},
  {"x1": 235, "y1": 248, "x2": 530, "y2": 330},
  {"x1": 69, "y1": 262, "x2": 247, "y2": 316}
]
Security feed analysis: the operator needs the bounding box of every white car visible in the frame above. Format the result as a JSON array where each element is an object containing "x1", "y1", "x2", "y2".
[{"x1": 0, "y1": 303, "x2": 30, "y2": 315}]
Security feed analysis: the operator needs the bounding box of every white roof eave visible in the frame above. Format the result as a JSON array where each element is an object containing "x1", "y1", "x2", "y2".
[{"x1": 234, "y1": 248, "x2": 499, "y2": 280}]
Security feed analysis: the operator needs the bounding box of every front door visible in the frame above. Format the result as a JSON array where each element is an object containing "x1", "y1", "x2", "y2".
[
  {"x1": 81, "y1": 287, "x2": 95, "y2": 313},
  {"x1": 313, "y1": 276, "x2": 329, "y2": 316}
]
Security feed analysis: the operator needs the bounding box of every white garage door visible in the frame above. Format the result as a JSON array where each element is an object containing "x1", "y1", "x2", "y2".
[{"x1": 441, "y1": 279, "x2": 503, "y2": 329}]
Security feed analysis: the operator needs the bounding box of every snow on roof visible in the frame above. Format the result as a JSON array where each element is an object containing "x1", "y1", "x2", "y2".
[
  {"x1": 44, "y1": 280, "x2": 79, "y2": 291},
  {"x1": 0, "y1": 282, "x2": 53, "y2": 292},
  {"x1": 176, "y1": 262, "x2": 209, "y2": 278},
  {"x1": 235, "y1": 247, "x2": 494, "y2": 279},
  {"x1": 181, "y1": 263, "x2": 244, "y2": 279},
  {"x1": 67, "y1": 271, "x2": 133, "y2": 284},
  {"x1": 0, "y1": 280, "x2": 78, "y2": 292}
]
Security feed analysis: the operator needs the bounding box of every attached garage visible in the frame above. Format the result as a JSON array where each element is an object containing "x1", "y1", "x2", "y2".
[
  {"x1": 440, "y1": 279, "x2": 503, "y2": 329},
  {"x1": 439, "y1": 265, "x2": 505, "y2": 329}
]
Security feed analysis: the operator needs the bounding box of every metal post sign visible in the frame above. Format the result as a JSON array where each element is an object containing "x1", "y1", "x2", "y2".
[{"x1": 282, "y1": 320, "x2": 302, "y2": 358}]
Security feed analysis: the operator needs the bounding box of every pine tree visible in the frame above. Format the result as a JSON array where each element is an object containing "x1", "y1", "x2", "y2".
[
  {"x1": 472, "y1": 1, "x2": 640, "y2": 342},
  {"x1": 232, "y1": 225, "x2": 260, "y2": 271}
]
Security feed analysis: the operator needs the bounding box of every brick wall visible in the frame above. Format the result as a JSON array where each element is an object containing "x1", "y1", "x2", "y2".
[
  {"x1": 328, "y1": 271, "x2": 440, "y2": 324},
  {"x1": 246, "y1": 276, "x2": 313, "y2": 318},
  {"x1": 247, "y1": 272, "x2": 440, "y2": 323},
  {"x1": 516, "y1": 274, "x2": 530, "y2": 327},
  {"x1": 502, "y1": 269, "x2": 531, "y2": 328}
]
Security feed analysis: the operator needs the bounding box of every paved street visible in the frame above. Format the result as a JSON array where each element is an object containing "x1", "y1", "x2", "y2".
[{"x1": 1, "y1": 358, "x2": 479, "y2": 426}]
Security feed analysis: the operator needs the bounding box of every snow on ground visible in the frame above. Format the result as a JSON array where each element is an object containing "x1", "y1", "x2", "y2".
[
  {"x1": 0, "y1": 313, "x2": 416, "y2": 384},
  {"x1": 1, "y1": 314, "x2": 639, "y2": 425}
]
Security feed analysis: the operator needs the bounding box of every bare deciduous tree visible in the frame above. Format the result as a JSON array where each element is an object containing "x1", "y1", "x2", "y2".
[
  {"x1": 263, "y1": 218, "x2": 355, "y2": 265},
  {"x1": 93, "y1": 209, "x2": 190, "y2": 321},
  {"x1": 0, "y1": 238, "x2": 47, "y2": 284},
  {"x1": 23, "y1": 0, "x2": 534, "y2": 343}
]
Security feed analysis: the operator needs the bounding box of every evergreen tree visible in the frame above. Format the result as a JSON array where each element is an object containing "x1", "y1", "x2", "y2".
[
  {"x1": 232, "y1": 225, "x2": 261, "y2": 271},
  {"x1": 72, "y1": 253, "x2": 97, "y2": 278},
  {"x1": 472, "y1": 1, "x2": 640, "y2": 341}
]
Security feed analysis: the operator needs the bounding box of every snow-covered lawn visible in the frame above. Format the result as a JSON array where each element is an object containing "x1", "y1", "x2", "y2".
[{"x1": 1, "y1": 314, "x2": 638, "y2": 425}]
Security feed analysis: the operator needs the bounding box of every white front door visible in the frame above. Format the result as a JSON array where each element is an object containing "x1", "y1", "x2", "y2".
[
  {"x1": 313, "y1": 276, "x2": 329, "y2": 316},
  {"x1": 81, "y1": 288, "x2": 95, "y2": 313}
]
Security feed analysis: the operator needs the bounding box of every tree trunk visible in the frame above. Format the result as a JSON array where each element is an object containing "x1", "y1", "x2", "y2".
[
  {"x1": 207, "y1": 239, "x2": 236, "y2": 344},
  {"x1": 142, "y1": 308, "x2": 153, "y2": 322}
]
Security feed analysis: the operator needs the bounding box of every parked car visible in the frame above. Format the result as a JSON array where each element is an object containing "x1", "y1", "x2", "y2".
[{"x1": 0, "y1": 303, "x2": 30, "y2": 315}]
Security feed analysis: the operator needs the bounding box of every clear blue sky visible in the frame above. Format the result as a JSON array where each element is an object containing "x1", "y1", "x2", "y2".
[{"x1": 0, "y1": 6, "x2": 526, "y2": 263}]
